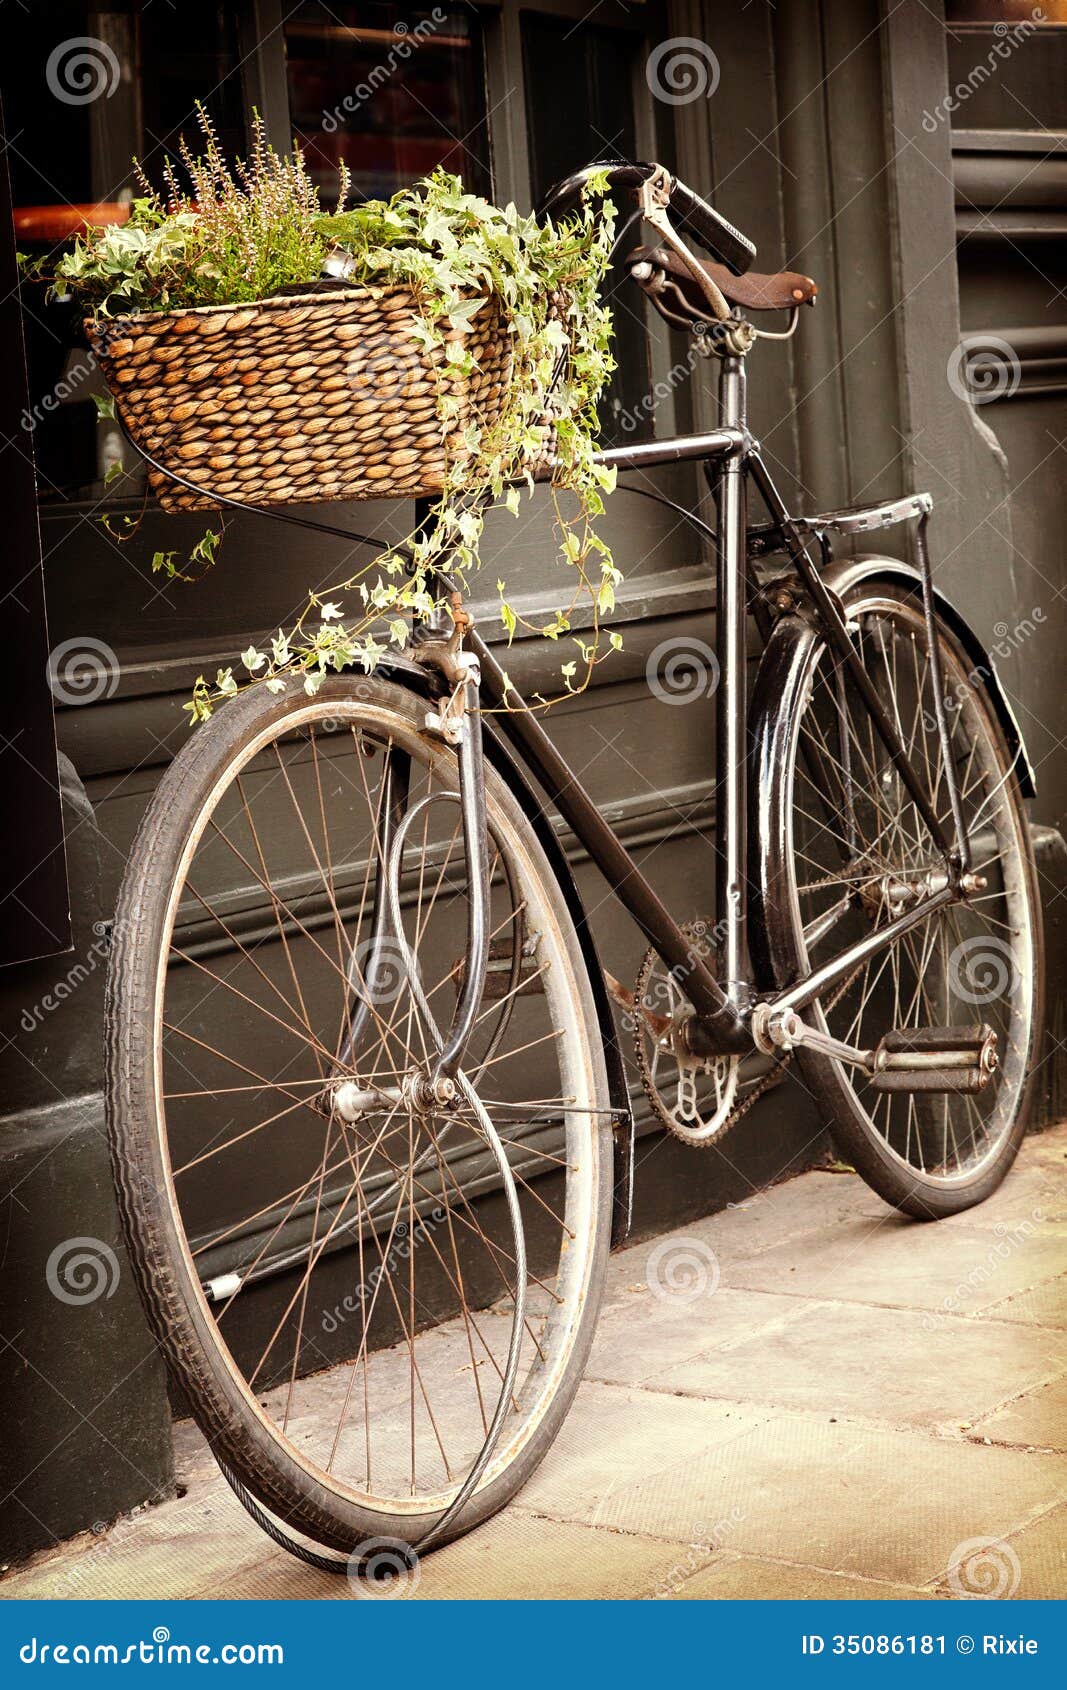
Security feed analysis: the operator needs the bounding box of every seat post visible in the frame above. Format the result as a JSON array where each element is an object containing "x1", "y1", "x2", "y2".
[{"x1": 709, "y1": 347, "x2": 749, "y2": 1008}]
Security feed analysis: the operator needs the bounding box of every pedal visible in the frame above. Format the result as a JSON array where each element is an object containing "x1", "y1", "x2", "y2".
[
  {"x1": 450, "y1": 936, "x2": 545, "y2": 1002},
  {"x1": 870, "y1": 1024, "x2": 998, "y2": 1095}
]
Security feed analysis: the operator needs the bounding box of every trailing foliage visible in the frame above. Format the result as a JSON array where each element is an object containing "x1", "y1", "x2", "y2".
[{"x1": 38, "y1": 111, "x2": 622, "y2": 721}]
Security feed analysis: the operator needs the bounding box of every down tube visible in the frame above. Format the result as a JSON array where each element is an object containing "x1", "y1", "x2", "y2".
[{"x1": 466, "y1": 628, "x2": 748, "y2": 1048}]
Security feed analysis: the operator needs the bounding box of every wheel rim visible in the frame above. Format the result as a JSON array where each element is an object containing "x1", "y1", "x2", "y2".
[
  {"x1": 146, "y1": 693, "x2": 602, "y2": 1521},
  {"x1": 783, "y1": 592, "x2": 1035, "y2": 1187}
]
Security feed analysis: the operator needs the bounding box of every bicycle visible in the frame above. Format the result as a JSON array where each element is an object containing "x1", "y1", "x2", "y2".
[{"x1": 105, "y1": 161, "x2": 1043, "y2": 1571}]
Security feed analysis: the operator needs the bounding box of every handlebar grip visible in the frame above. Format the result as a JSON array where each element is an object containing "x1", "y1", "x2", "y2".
[
  {"x1": 667, "y1": 181, "x2": 755, "y2": 277},
  {"x1": 537, "y1": 160, "x2": 756, "y2": 277}
]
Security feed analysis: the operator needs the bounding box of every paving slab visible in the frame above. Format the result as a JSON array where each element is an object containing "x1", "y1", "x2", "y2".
[
  {"x1": 928, "y1": 1504, "x2": 1066, "y2": 1600},
  {"x1": 980, "y1": 1277, "x2": 1067, "y2": 1329},
  {"x1": 970, "y1": 1376, "x2": 1067, "y2": 1451},
  {"x1": 672, "y1": 1554, "x2": 933, "y2": 1601},
  {"x1": 651, "y1": 1298, "x2": 1066, "y2": 1431},
  {"x1": 587, "y1": 1284, "x2": 807, "y2": 1387},
  {"x1": 724, "y1": 1213, "x2": 1065, "y2": 1317},
  {"x1": 513, "y1": 1379, "x2": 770, "y2": 1524},
  {"x1": 559, "y1": 1409, "x2": 1067, "y2": 1588},
  {"x1": 616, "y1": 1171, "x2": 884, "y2": 1267},
  {"x1": 3, "y1": 1122, "x2": 1064, "y2": 1600}
]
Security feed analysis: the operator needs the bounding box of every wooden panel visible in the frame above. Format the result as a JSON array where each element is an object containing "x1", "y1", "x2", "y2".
[
  {"x1": 953, "y1": 121, "x2": 1067, "y2": 829},
  {"x1": 0, "y1": 97, "x2": 71, "y2": 968}
]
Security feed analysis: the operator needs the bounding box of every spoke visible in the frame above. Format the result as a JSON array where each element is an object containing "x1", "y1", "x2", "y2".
[
  {"x1": 169, "y1": 937, "x2": 342, "y2": 1069},
  {"x1": 173, "y1": 1090, "x2": 316, "y2": 1178}
]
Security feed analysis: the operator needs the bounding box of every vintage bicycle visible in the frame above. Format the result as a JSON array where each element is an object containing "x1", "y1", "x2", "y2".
[{"x1": 105, "y1": 162, "x2": 1042, "y2": 1572}]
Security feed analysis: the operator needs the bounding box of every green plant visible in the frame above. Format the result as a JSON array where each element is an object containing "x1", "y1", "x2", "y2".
[
  {"x1": 52, "y1": 107, "x2": 335, "y2": 315},
  {"x1": 41, "y1": 115, "x2": 621, "y2": 722}
]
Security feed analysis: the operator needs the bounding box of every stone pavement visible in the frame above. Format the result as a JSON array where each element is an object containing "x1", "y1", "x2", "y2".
[{"x1": 4, "y1": 1124, "x2": 1065, "y2": 1601}]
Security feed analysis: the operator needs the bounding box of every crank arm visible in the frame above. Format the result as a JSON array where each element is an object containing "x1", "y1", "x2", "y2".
[
  {"x1": 752, "y1": 1005, "x2": 999, "y2": 1095},
  {"x1": 752, "y1": 1005, "x2": 871, "y2": 1067}
]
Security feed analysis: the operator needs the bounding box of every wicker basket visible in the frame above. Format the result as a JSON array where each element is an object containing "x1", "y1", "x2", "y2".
[{"x1": 85, "y1": 286, "x2": 514, "y2": 513}]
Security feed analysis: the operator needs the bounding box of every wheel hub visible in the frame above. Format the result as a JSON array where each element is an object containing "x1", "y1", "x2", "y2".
[{"x1": 330, "y1": 1070, "x2": 457, "y2": 1123}]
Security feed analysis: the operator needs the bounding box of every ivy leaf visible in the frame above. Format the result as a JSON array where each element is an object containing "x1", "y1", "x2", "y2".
[
  {"x1": 446, "y1": 296, "x2": 487, "y2": 327},
  {"x1": 190, "y1": 529, "x2": 220, "y2": 569}
]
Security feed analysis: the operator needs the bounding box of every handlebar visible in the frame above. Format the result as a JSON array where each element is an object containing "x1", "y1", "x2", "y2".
[{"x1": 537, "y1": 160, "x2": 756, "y2": 278}]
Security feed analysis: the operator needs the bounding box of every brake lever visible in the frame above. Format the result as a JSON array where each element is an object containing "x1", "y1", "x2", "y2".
[{"x1": 635, "y1": 172, "x2": 732, "y2": 324}]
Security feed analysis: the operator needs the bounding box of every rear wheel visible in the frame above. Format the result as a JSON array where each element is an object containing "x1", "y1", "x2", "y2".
[
  {"x1": 106, "y1": 673, "x2": 612, "y2": 1554},
  {"x1": 756, "y1": 579, "x2": 1042, "y2": 1218}
]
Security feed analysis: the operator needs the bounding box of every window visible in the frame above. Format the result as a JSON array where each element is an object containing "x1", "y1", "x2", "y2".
[
  {"x1": 6, "y1": 1, "x2": 244, "y2": 502},
  {"x1": 522, "y1": 13, "x2": 652, "y2": 444},
  {"x1": 283, "y1": 2, "x2": 491, "y2": 203}
]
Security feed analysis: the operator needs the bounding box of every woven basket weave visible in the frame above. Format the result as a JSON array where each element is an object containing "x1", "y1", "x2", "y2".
[{"x1": 86, "y1": 286, "x2": 514, "y2": 513}]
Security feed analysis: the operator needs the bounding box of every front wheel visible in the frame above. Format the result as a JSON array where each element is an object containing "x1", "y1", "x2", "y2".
[
  {"x1": 106, "y1": 673, "x2": 612, "y2": 1555},
  {"x1": 754, "y1": 578, "x2": 1043, "y2": 1219}
]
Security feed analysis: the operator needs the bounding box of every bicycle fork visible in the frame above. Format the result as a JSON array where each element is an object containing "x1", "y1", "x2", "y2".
[{"x1": 337, "y1": 603, "x2": 491, "y2": 1102}]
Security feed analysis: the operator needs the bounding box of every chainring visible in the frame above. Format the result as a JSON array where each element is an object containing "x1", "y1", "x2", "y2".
[{"x1": 632, "y1": 920, "x2": 741, "y2": 1146}]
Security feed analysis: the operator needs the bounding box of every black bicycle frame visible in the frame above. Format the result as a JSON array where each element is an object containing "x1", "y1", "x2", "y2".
[{"x1": 468, "y1": 348, "x2": 970, "y2": 1056}]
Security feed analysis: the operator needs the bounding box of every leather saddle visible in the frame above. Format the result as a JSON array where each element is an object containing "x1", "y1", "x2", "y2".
[{"x1": 629, "y1": 244, "x2": 818, "y2": 327}]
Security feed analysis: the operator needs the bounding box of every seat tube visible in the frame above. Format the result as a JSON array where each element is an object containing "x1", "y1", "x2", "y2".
[{"x1": 709, "y1": 352, "x2": 749, "y2": 1004}]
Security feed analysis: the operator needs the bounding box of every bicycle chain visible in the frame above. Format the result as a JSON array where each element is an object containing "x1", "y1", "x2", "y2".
[{"x1": 631, "y1": 905, "x2": 864, "y2": 1147}]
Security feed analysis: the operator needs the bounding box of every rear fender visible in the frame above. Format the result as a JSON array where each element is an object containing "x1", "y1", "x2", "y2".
[
  {"x1": 747, "y1": 554, "x2": 1037, "y2": 994},
  {"x1": 823, "y1": 555, "x2": 1036, "y2": 798}
]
